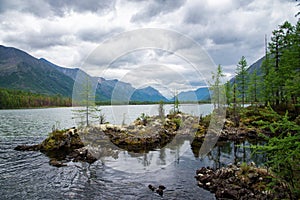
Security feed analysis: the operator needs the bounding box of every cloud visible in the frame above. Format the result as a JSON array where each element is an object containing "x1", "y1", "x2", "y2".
[
  {"x1": 0, "y1": 0, "x2": 116, "y2": 17},
  {"x1": 131, "y1": 0, "x2": 186, "y2": 22},
  {"x1": 0, "y1": 0, "x2": 299, "y2": 97}
]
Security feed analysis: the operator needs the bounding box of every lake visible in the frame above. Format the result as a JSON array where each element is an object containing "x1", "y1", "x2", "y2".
[{"x1": 0, "y1": 104, "x2": 264, "y2": 199}]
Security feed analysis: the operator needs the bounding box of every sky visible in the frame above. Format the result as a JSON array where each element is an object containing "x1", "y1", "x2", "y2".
[{"x1": 0, "y1": 0, "x2": 299, "y2": 97}]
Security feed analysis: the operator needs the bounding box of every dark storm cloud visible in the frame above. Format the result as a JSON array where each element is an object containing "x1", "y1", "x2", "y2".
[{"x1": 131, "y1": 0, "x2": 186, "y2": 22}]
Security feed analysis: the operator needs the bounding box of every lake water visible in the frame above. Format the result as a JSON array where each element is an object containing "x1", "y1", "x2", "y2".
[{"x1": 0, "y1": 104, "x2": 264, "y2": 199}]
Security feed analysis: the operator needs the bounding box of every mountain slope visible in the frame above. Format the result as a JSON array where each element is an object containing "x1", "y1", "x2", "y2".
[
  {"x1": 40, "y1": 58, "x2": 80, "y2": 80},
  {"x1": 0, "y1": 45, "x2": 74, "y2": 96},
  {"x1": 131, "y1": 86, "x2": 168, "y2": 102},
  {"x1": 173, "y1": 87, "x2": 210, "y2": 102}
]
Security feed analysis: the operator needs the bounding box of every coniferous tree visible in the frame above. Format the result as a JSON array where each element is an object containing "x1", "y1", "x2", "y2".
[
  {"x1": 173, "y1": 90, "x2": 180, "y2": 113},
  {"x1": 267, "y1": 21, "x2": 294, "y2": 106},
  {"x1": 281, "y1": 20, "x2": 300, "y2": 108},
  {"x1": 209, "y1": 64, "x2": 225, "y2": 109},
  {"x1": 235, "y1": 56, "x2": 248, "y2": 107},
  {"x1": 225, "y1": 80, "x2": 232, "y2": 106},
  {"x1": 247, "y1": 69, "x2": 259, "y2": 106},
  {"x1": 72, "y1": 73, "x2": 100, "y2": 127}
]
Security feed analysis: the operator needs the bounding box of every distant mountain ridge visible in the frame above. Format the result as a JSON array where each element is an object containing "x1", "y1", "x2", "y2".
[
  {"x1": 0, "y1": 45, "x2": 168, "y2": 102},
  {"x1": 40, "y1": 57, "x2": 168, "y2": 102},
  {"x1": 0, "y1": 45, "x2": 263, "y2": 103}
]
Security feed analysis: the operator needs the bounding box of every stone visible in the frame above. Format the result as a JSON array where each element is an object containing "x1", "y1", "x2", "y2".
[
  {"x1": 49, "y1": 159, "x2": 67, "y2": 167},
  {"x1": 156, "y1": 188, "x2": 163, "y2": 196},
  {"x1": 158, "y1": 185, "x2": 166, "y2": 190},
  {"x1": 148, "y1": 184, "x2": 156, "y2": 191},
  {"x1": 14, "y1": 144, "x2": 40, "y2": 151}
]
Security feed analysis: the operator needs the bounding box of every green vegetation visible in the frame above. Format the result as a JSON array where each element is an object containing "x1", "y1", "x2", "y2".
[
  {"x1": 251, "y1": 107, "x2": 300, "y2": 198},
  {"x1": 224, "y1": 20, "x2": 300, "y2": 113},
  {"x1": 209, "y1": 64, "x2": 225, "y2": 109},
  {"x1": 262, "y1": 20, "x2": 300, "y2": 110},
  {"x1": 236, "y1": 56, "x2": 248, "y2": 107},
  {"x1": 136, "y1": 113, "x2": 150, "y2": 126},
  {"x1": 72, "y1": 75, "x2": 105, "y2": 127},
  {"x1": 219, "y1": 19, "x2": 300, "y2": 199},
  {"x1": 173, "y1": 90, "x2": 180, "y2": 113},
  {"x1": 0, "y1": 88, "x2": 71, "y2": 109}
]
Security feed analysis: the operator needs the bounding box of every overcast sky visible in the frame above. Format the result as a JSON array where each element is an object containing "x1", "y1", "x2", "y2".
[{"x1": 0, "y1": 0, "x2": 298, "y2": 97}]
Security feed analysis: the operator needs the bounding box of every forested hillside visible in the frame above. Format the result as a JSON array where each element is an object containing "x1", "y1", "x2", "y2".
[{"x1": 0, "y1": 88, "x2": 71, "y2": 109}]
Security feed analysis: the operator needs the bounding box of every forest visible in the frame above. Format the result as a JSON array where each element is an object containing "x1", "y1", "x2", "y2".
[
  {"x1": 217, "y1": 20, "x2": 300, "y2": 114},
  {"x1": 209, "y1": 19, "x2": 300, "y2": 198},
  {"x1": 0, "y1": 88, "x2": 72, "y2": 109}
]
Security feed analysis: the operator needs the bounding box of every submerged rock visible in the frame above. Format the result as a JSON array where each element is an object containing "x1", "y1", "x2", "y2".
[
  {"x1": 14, "y1": 144, "x2": 40, "y2": 151},
  {"x1": 148, "y1": 184, "x2": 166, "y2": 197},
  {"x1": 49, "y1": 159, "x2": 67, "y2": 167}
]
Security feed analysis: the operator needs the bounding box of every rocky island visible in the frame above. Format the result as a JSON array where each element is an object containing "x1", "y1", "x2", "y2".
[{"x1": 14, "y1": 112, "x2": 199, "y2": 166}]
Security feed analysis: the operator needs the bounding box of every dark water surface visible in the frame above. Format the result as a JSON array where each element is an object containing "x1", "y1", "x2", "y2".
[{"x1": 0, "y1": 106, "x2": 263, "y2": 199}]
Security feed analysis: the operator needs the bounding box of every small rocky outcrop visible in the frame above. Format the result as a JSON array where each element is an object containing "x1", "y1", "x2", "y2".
[
  {"x1": 97, "y1": 113, "x2": 198, "y2": 153},
  {"x1": 39, "y1": 128, "x2": 84, "y2": 151},
  {"x1": 14, "y1": 128, "x2": 97, "y2": 166},
  {"x1": 193, "y1": 107, "x2": 272, "y2": 142},
  {"x1": 68, "y1": 146, "x2": 98, "y2": 164},
  {"x1": 195, "y1": 163, "x2": 290, "y2": 200}
]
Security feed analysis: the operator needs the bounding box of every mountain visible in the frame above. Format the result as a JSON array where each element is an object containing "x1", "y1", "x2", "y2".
[
  {"x1": 39, "y1": 58, "x2": 81, "y2": 80},
  {"x1": 40, "y1": 58, "x2": 167, "y2": 102},
  {"x1": 96, "y1": 78, "x2": 135, "y2": 102},
  {"x1": 0, "y1": 45, "x2": 169, "y2": 102},
  {"x1": 131, "y1": 86, "x2": 168, "y2": 102},
  {"x1": 174, "y1": 87, "x2": 210, "y2": 102},
  {"x1": 40, "y1": 57, "x2": 167, "y2": 102},
  {"x1": 0, "y1": 45, "x2": 74, "y2": 96},
  {"x1": 246, "y1": 56, "x2": 264, "y2": 75}
]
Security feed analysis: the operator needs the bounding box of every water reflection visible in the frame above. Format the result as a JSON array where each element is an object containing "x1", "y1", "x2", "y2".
[
  {"x1": 192, "y1": 139, "x2": 266, "y2": 169},
  {"x1": 79, "y1": 129, "x2": 265, "y2": 174}
]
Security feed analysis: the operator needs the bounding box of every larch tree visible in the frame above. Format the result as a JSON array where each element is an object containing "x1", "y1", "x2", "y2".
[
  {"x1": 247, "y1": 69, "x2": 259, "y2": 106},
  {"x1": 235, "y1": 56, "x2": 248, "y2": 107},
  {"x1": 72, "y1": 71, "x2": 102, "y2": 127},
  {"x1": 209, "y1": 64, "x2": 225, "y2": 109}
]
